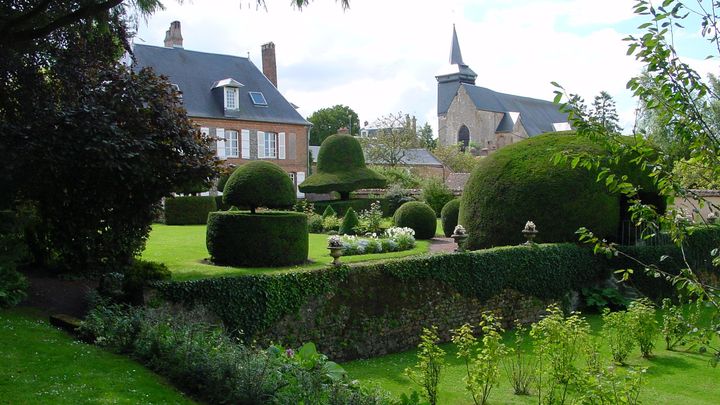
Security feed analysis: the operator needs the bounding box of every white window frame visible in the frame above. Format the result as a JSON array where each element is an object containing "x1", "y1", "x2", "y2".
[
  {"x1": 225, "y1": 130, "x2": 239, "y2": 158},
  {"x1": 224, "y1": 87, "x2": 239, "y2": 110},
  {"x1": 264, "y1": 132, "x2": 277, "y2": 158}
]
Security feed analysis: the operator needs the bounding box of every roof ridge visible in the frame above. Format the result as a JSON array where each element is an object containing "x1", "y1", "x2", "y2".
[{"x1": 133, "y1": 43, "x2": 250, "y2": 61}]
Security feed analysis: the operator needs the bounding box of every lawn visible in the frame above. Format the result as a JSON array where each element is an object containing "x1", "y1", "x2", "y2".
[
  {"x1": 0, "y1": 308, "x2": 195, "y2": 405},
  {"x1": 141, "y1": 224, "x2": 431, "y2": 281},
  {"x1": 343, "y1": 313, "x2": 720, "y2": 404}
]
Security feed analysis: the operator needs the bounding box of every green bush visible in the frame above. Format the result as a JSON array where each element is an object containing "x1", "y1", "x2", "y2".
[
  {"x1": 393, "y1": 201, "x2": 437, "y2": 240},
  {"x1": 307, "y1": 214, "x2": 324, "y2": 233},
  {"x1": 440, "y1": 199, "x2": 461, "y2": 237},
  {"x1": 0, "y1": 210, "x2": 29, "y2": 308},
  {"x1": 206, "y1": 211, "x2": 308, "y2": 267},
  {"x1": 164, "y1": 196, "x2": 217, "y2": 225},
  {"x1": 313, "y1": 199, "x2": 391, "y2": 217},
  {"x1": 322, "y1": 205, "x2": 337, "y2": 219},
  {"x1": 421, "y1": 178, "x2": 454, "y2": 217},
  {"x1": 460, "y1": 132, "x2": 661, "y2": 249},
  {"x1": 299, "y1": 134, "x2": 386, "y2": 199},
  {"x1": 369, "y1": 165, "x2": 422, "y2": 188},
  {"x1": 385, "y1": 185, "x2": 415, "y2": 216},
  {"x1": 339, "y1": 208, "x2": 360, "y2": 235},
  {"x1": 223, "y1": 161, "x2": 296, "y2": 213},
  {"x1": 122, "y1": 259, "x2": 171, "y2": 304}
]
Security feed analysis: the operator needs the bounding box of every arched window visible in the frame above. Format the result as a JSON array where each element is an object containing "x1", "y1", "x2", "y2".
[{"x1": 458, "y1": 125, "x2": 470, "y2": 151}]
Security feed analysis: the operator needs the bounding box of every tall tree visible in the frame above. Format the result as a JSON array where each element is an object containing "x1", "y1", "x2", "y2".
[
  {"x1": 418, "y1": 123, "x2": 436, "y2": 149},
  {"x1": 362, "y1": 112, "x2": 419, "y2": 167},
  {"x1": 589, "y1": 91, "x2": 621, "y2": 134},
  {"x1": 307, "y1": 104, "x2": 359, "y2": 145}
]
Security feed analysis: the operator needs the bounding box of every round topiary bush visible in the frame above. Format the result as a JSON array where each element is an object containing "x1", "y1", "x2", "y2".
[
  {"x1": 440, "y1": 199, "x2": 461, "y2": 237},
  {"x1": 460, "y1": 132, "x2": 661, "y2": 249},
  {"x1": 393, "y1": 201, "x2": 437, "y2": 240},
  {"x1": 299, "y1": 134, "x2": 386, "y2": 200},
  {"x1": 223, "y1": 161, "x2": 296, "y2": 213},
  {"x1": 207, "y1": 211, "x2": 308, "y2": 267}
]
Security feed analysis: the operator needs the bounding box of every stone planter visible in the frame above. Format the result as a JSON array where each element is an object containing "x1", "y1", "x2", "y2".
[{"x1": 328, "y1": 246, "x2": 343, "y2": 266}]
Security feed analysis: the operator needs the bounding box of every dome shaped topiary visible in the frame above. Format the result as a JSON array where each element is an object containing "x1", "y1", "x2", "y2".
[
  {"x1": 223, "y1": 161, "x2": 296, "y2": 213},
  {"x1": 440, "y1": 199, "x2": 461, "y2": 237},
  {"x1": 339, "y1": 207, "x2": 359, "y2": 235},
  {"x1": 299, "y1": 134, "x2": 386, "y2": 200},
  {"x1": 459, "y1": 132, "x2": 662, "y2": 249},
  {"x1": 393, "y1": 201, "x2": 437, "y2": 240}
]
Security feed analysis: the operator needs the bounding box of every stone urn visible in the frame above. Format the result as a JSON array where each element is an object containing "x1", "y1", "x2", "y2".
[
  {"x1": 327, "y1": 235, "x2": 344, "y2": 266},
  {"x1": 451, "y1": 225, "x2": 469, "y2": 252},
  {"x1": 521, "y1": 220, "x2": 538, "y2": 245}
]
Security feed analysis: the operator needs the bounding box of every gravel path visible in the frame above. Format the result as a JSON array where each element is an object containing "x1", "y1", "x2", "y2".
[{"x1": 429, "y1": 237, "x2": 457, "y2": 253}]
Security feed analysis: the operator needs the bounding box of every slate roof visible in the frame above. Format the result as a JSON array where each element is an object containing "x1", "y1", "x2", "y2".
[
  {"x1": 309, "y1": 145, "x2": 443, "y2": 167},
  {"x1": 132, "y1": 44, "x2": 310, "y2": 126},
  {"x1": 438, "y1": 82, "x2": 568, "y2": 137}
]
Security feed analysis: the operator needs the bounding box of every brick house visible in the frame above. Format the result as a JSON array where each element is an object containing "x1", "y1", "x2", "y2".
[{"x1": 133, "y1": 21, "x2": 311, "y2": 197}]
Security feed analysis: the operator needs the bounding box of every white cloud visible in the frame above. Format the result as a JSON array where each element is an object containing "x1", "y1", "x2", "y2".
[{"x1": 136, "y1": 0, "x2": 712, "y2": 136}]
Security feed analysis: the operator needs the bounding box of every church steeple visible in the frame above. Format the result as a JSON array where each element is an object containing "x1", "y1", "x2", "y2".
[{"x1": 436, "y1": 25, "x2": 477, "y2": 85}]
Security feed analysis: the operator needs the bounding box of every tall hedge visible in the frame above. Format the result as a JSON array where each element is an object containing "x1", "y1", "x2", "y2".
[
  {"x1": 164, "y1": 196, "x2": 217, "y2": 225},
  {"x1": 460, "y1": 132, "x2": 661, "y2": 249}
]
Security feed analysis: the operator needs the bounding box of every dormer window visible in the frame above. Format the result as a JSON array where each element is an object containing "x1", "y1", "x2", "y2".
[
  {"x1": 225, "y1": 87, "x2": 239, "y2": 110},
  {"x1": 249, "y1": 91, "x2": 268, "y2": 106}
]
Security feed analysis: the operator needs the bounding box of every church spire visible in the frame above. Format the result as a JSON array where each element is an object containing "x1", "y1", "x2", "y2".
[{"x1": 450, "y1": 24, "x2": 465, "y2": 66}]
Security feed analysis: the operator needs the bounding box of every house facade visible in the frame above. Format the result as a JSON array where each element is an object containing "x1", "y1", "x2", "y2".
[
  {"x1": 437, "y1": 26, "x2": 570, "y2": 155},
  {"x1": 133, "y1": 22, "x2": 311, "y2": 196}
]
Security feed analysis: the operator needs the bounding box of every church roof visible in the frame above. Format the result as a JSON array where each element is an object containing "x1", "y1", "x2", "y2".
[{"x1": 450, "y1": 25, "x2": 465, "y2": 66}]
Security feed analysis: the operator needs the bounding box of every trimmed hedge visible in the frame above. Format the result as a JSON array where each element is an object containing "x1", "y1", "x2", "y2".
[
  {"x1": 460, "y1": 132, "x2": 661, "y2": 249},
  {"x1": 206, "y1": 211, "x2": 308, "y2": 267},
  {"x1": 441, "y1": 199, "x2": 461, "y2": 237},
  {"x1": 313, "y1": 198, "x2": 392, "y2": 217},
  {"x1": 393, "y1": 201, "x2": 437, "y2": 239},
  {"x1": 156, "y1": 243, "x2": 608, "y2": 343},
  {"x1": 164, "y1": 196, "x2": 217, "y2": 225},
  {"x1": 223, "y1": 161, "x2": 295, "y2": 212}
]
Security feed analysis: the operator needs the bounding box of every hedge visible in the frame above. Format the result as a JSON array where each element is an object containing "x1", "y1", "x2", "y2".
[
  {"x1": 164, "y1": 196, "x2": 217, "y2": 225},
  {"x1": 155, "y1": 243, "x2": 609, "y2": 342},
  {"x1": 313, "y1": 198, "x2": 392, "y2": 217},
  {"x1": 206, "y1": 211, "x2": 308, "y2": 267},
  {"x1": 393, "y1": 201, "x2": 437, "y2": 239},
  {"x1": 440, "y1": 199, "x2": 461, "y2": 237},
  {"x1": 223, "y1": 161, "x2": 295, "y2": 212}
]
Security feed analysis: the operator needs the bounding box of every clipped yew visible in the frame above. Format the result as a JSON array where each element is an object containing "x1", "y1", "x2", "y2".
[
  {"x1": 207, "y1": 161, "x2": 307, "y2": 267},
  {"x1": 394, "y1": 201, "x2": 437, "y2": 240},
  {"x1": 440, "y1": 199, "x2": 461, "y2": 237}
]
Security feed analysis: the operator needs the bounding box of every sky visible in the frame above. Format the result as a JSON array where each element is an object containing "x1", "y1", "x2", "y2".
[{"x1": 134, "y1": 0, "x2": 718, "y2": 135}]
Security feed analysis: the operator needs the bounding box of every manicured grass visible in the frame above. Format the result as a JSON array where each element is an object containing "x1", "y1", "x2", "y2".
[
  {"x1": 0, "y1": 308, "x2": 195, "y2": 405},
  {"x1": 141, "y1": 224, "x2": 431, "y2": 281},
  {"x1": 343, "y1": 313, "x2": 720, "y2": 404}
]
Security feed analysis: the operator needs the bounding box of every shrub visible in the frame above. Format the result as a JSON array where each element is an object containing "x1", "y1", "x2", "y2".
[
  {"x1": 460, "y1": 132, "x2": 662, "y2": 249},
  {"x1": 206, "y1": 211, "x2": 308, "y2": 267},
  {"x1": 340, "y1": 207, "x2": 360, "y2": 235},
  {"x1": 299, "y1": 134, "x2": 387, "y2": 200},
  {"x1": 0, "y1": 209, "x2": 29, "y2": 308},
  {"x1": 440, "y1": 199, "x2": 460, "y2": 237},
  {"x1": 355, "y1": 200, "x2": 384, "y2": 235},
  {"x1": 385, "y1": 185, "x2": 415, "y2": 216},
  {"x1": 314, "y1": 199, "x2": 392, "y2": 217},
  {"x1": 164, "y1": 196, "x2": 217, "y2": 225},
  {"x1": 602, "y1": 308, "x2": 635, "y2": 365},
  {"x1": 369, "y1": 165, "x2": 422, "y2": 188},
  {"x1": 308, "y1": 214, "x2": 324, "y2": 233},
  {"x1": 223, "y1": 161, "x2": 296, "y2": 213},
  {"x1": 405, "y1": 326, "x2": 445, "y2": 405},
  {"x1": 122, "y1": 259, "x2": 171, "y2": 304},
  {"x1": 393, "y1": 201, "x2": 437, "y2": 240},
  {"x1": 628, "y1": 298, "x2": 659, "y2": 358},
  {"x1": 322, "y1": 205, "x2": 337, "y2": 219},
  {"x1": 421, "y1": 178, "x2": 454, "y2": 217},
  {"x1": 322, "y1": 215, "x2": 341, "y2": 232}
]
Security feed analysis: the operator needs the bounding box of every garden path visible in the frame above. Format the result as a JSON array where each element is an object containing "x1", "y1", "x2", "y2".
[{"x1": 429, "y1": 237, "x2": 456, "y2": 253}]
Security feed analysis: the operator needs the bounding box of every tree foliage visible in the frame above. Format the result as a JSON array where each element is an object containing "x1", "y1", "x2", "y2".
[
  {"x1": 0, "y1": 3, "x2": 216, "y2": 273},
  {"x1": 432, "y1": 143, "x2": 480, "y2": 173},
  {"x1": 418, "y1": 123, "x2": 437, "y2": 149},
  {"x1": 362, "y1": 112, "x2": 419, "y2": 167},
  {"x1": 307, "y1": 104, "x2": 359, "y2": 145},
  {"x1": 590, "y1": 91, "x2": 622, "y2": 134}
]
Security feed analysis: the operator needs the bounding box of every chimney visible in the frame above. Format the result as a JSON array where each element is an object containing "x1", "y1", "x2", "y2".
[
  {"x1": 261, "y1": 42, "x2": 278, "y2": 88},
  {"x1": 164, "y1": 21, "x2": 183, "y2": 48}
]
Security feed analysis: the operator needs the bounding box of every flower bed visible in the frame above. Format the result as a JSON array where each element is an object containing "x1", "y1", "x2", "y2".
[{"x1": 328, "y1": 227, "x2": 415, "y2": 256}]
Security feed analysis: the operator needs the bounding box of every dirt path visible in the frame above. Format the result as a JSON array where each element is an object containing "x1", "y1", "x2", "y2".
[{"x1": 429, "y1": 237, "x2": 457, "y2": 253}]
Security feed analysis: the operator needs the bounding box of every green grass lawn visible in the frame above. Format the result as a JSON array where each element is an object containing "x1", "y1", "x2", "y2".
[
  {"x1": 0, "y1": 308, "x2": 195, "y2": 405},
  {"x1": 343, "y1": 313, "x2": 720, "y2": 404},
  {"x1": 141, "y1": 224, "x2": 431, "y2": 281}
]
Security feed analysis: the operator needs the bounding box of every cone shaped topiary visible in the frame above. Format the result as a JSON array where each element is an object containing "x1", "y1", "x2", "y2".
[
  {"x1": 339, "y1": 207, "x2": 359, "y2": 235},
  {"x1": 299, "y1": 134, "x2": 386, "y2": 200},
  {"x1": 322, "y1": 204, "x2": 337, "y2": 219},
  {"x1": 393, "y1": 201, "x2": 437, "y2": 240},
  {"x1": 459, "y1": 132, "x2": 663, "y2": 249},
  {"x1": 223, "y1": 161, "x2": 296, "y2": 213},
  {"x1": 440, "y1": 199, "x2": 461, "y2": 237}
]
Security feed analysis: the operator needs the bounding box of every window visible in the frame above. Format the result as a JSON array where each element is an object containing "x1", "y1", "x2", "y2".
[
  {"x1": 458, "y1": 125, "x2": 470, "y2": 151},
  {"x1": 264, "y1": 132, "x2": 277, "y2": 158},
  {"x1": 288, "y1": 172, "x2": 296, "y2": 186},
  {"x1": 225, "y1": 87, "x2": 239, "y2": 110},
  {"x1": 249, "y1": 91, "x2": 268, "y2": 106},
  {"x1": 225, "y1": 130, "x2": 239, "y2": 157}
]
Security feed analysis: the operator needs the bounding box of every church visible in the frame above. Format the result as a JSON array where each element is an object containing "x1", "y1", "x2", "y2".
[{"x1": 436, "y1": 26, "x2": 570, "y2": 155}]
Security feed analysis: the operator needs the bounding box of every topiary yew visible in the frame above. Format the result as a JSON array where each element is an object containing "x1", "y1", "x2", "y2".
[
  {"x1": 223, "y1": 161, "x2": 295, "y2": 213},
  {"x1": 460, "y1": 132, "x2": 662, "y2": 249},
  {"x1": 393, "y1": 201, "x2": 437, "y2": 240},
  {"x1": 440, "y1": 199, "x2": 461, "y2": 237},
  {"x1": 339, "y1": 207, "x2": 359, "y2": 235},
  {"x1": 298, "y1": 134, "x2": 386, "y2": 200}
]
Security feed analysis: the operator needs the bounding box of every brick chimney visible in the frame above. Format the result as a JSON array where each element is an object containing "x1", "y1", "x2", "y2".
[
  {"x1": 164, "y1": 21, "x2": 183, "y2": 48},
  {"x1": 261, "y1": 42, "x2": 278, "y2": 88}
]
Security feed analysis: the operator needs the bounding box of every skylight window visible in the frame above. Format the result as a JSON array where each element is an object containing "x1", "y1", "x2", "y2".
[{"x1": 249, "y1": 91, "x2": 268, "y2": 106}]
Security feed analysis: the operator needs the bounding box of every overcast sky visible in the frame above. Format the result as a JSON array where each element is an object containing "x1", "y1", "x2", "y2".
[{"x1": 134, "y1": 0, "x2": 717, "y2": 135}]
